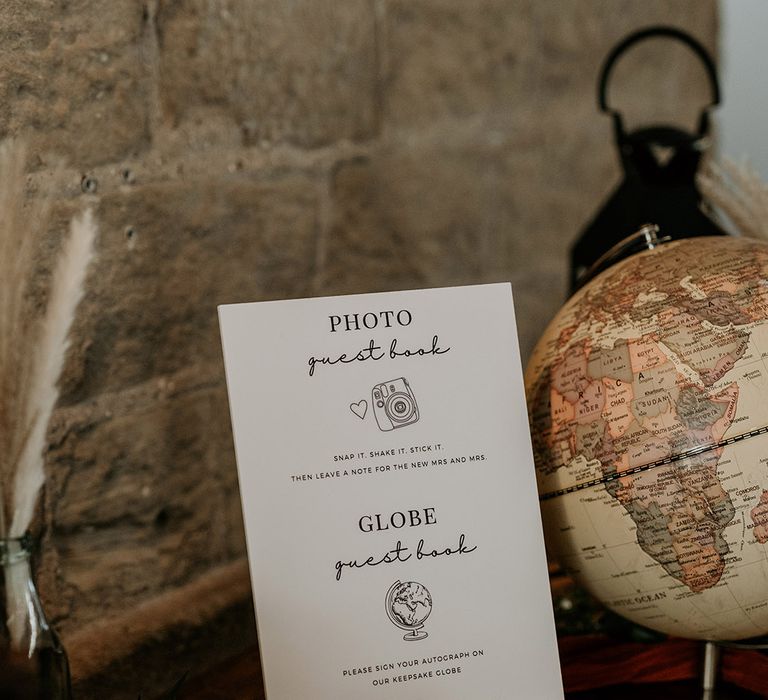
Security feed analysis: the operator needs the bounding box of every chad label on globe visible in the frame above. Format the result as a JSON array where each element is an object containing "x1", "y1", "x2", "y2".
[
  {"x1": 526, "y1": 236, "x2": 768, "y2": 642},
  {"x1": 219, "y1": 283, "x2": 563, "y2": 699}
]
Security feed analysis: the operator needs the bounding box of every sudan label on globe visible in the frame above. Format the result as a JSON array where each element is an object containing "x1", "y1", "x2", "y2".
[{"x1": 526, "y1": 236, "x2": 768, "y2": 641}]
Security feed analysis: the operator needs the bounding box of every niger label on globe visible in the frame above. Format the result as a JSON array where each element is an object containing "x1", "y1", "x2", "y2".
[
  {"x1": 526, "y1": 236, "x2": 768, "y2": 641},
  {"x1": 219, "y1": 283, "x2": 563, "y2": 699}
]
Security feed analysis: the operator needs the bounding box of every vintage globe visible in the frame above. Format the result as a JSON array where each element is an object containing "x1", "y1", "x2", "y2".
[{"x1": 526, "y1": 234, "x2": 768, "y2": 641}]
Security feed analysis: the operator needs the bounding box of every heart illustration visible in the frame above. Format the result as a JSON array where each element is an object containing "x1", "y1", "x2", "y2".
[{"x1": 350, "y1": 400, "x2": 368, "y2": 420}]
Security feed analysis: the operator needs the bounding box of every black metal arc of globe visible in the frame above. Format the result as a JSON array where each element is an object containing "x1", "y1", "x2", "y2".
[{"x1": 538, "y1": 425, "x2": 768, "y2": 502}]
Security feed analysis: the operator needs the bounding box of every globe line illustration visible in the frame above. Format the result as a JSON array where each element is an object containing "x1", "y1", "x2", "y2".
[
  {"x1": 526, "y1": 235, "x2": 768, "y2": 641},
  {"x1": 385, "y1": 580, "x2": 432, "y2": 641}
]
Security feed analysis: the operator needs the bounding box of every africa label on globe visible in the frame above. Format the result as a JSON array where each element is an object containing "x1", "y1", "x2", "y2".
[{"x1": 526, "y1": 236, "x2": 768, "y2": 640}]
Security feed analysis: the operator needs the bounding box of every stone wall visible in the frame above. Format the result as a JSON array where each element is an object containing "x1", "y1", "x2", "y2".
[{"x1": 1, "y1": 1, "x2": 717, "y2": 696}]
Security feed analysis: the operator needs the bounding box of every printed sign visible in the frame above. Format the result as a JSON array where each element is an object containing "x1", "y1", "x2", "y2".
[{"x1": 219, "y1": 283, "x2": 563, "y2": 699}]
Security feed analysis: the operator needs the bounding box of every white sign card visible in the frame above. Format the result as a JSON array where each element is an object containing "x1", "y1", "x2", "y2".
[{"x1": 219, "y1": 283, "x2": 563, "y2": 699}]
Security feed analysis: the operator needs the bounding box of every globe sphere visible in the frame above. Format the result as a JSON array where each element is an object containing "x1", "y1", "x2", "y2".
[
  {"x1": 526, "y1": 235, "x2": 768, "y2": 641},
  {"x1": 386, "y1": 580, "x2": 433, "y2": 630}
]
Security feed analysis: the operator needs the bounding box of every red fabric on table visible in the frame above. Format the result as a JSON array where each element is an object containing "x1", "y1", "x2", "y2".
[
  {"x1": 559, "y1": 636, "x2": 698, "y2": 691},
  {"x1": 559, "y1": 636, "x2": 768, "y2": 696},
  {"x1": 722, "y1": 648, "x2": 768, "y2": 697}
]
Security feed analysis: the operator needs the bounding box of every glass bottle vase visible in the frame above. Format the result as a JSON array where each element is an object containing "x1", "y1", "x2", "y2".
[{"x1": 0, "y1": 535, "x2": 73, "y2": 699}]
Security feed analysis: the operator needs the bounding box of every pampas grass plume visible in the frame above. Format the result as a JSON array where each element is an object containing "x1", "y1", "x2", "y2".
[
  {"x1": 0, "y1": 137, "x2": 97, "y2": 537},
  {"x1": 0, "y1": 138, "x2": 97, "y2": 650},
  {"x1": 10, "y1": 209, "x2": 97, "y2": 537}
]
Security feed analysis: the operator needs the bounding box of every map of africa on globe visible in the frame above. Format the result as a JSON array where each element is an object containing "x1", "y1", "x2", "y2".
[
  {"x1": 388, "y1": 581, "x2": 433, "y2": 628},
  {"x1": 526, "y1": 236, "x2": 768, "y2": 641}
]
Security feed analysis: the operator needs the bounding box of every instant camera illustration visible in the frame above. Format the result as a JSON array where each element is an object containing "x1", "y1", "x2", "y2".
[{"x1": 372, "y1": 377, "x2": 419, "y2": 432}]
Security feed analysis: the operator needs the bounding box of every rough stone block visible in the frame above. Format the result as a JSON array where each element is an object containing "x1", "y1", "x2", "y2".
[
  {"x1": 51, "y1": 173, "x2": 320, "y2": 403},
  {"x1": 382, "y1": 0, "x2": 718, "y2": 132},
  {"x1": 156, "y1": 0, "x2": 379, "y2": 147},
  {"x1": 39, "y1": 365, "x2": 245, "y2": 632},
  {"x1": 0, "y1": 0, "x2": 151, "y2": 167}
]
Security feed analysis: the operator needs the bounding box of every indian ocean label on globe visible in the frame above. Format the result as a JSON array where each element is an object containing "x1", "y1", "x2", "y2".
[{"x1": 219, "y1": 283, "x2": 563, "y2": 700}]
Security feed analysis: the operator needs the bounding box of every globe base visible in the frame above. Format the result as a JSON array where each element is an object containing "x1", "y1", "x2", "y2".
[{"x1": 403, "y1": 630, "x2": 428, "y2": 641}]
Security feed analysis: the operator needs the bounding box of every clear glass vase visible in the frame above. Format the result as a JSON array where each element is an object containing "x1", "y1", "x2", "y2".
[{"x1": 0, "y1": 535, "x2": 73, "y2": 699}]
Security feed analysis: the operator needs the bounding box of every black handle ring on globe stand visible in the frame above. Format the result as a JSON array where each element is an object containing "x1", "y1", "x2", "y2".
[{"x1": 598, "y1": 25, "x2": 721, "y2": 141}]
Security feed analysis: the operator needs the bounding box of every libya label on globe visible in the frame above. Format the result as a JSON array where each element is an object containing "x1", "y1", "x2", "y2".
[
  {"x1": 220, "y1": 283, "x2": 563, "y2": 699},
  {"x1": 526, "y1": 236, "x2": 768, "y2": 641}
]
